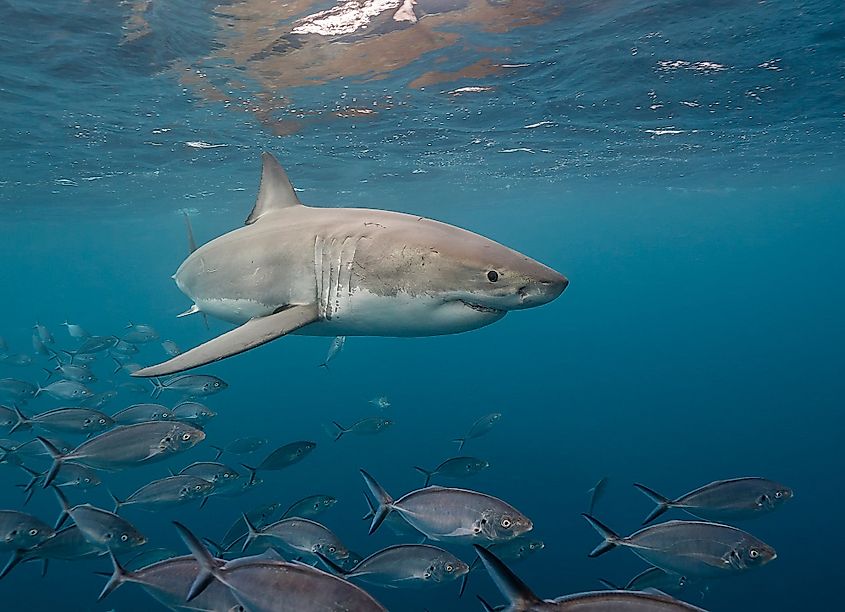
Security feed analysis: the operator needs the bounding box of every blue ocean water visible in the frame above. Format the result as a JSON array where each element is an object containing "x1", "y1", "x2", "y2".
[{"x1": 1, "y1": 0, "x2": 843, "y2": 610}]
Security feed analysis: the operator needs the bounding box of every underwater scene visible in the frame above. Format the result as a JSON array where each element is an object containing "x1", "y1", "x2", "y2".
[{"x1": 1, "y1": 1, "x2": 843, "y2": 610}]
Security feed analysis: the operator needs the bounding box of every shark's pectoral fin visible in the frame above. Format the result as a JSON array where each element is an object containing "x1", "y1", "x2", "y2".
[{"x1": 132, "y1": 304, "x2": 319, "y2": 377}]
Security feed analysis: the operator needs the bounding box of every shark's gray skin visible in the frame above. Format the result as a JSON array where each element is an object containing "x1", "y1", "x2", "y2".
[{"x1": 134, "y1": 153, "x2": 568, "y2": 377}]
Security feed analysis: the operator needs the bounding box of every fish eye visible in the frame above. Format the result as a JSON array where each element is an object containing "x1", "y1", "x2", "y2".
[
  {"x1": 749, "y1": 549, "x2": 760, "y2": 558},
  {"x1": 328, "y1": 546, "x2": 336, "y2": 553},
  {"x1": 487, "y1": 270, "x2": 499, "y2": 282},
  {"x1": 500, "y1": 517, "x2": 512, "y2": 528},
  {"x1": 98, "y1": 418, "x2": 106, "y2": 424},
  {"x1": 775, "y1": 491, "x2": 782, "y2": 498},
  {"x1": 120, "y1": 534, "x2": 129, "y2": 542},
  {"x1": 28, "y1": 528, "x2": 38, "y2": 536},
  {"x1": 83, "y1": 478, "x2": 91, "y2": 484},
  {"x1": 445, "y1": 563, "x2": 453, "y2": 572},
  {"x1": 213, "y1": 381, "x2": 220, "y2": 387},
  {"x1": 181, "y1": 433, "x2": 191, "y2": 441},
  {"x1": 162, "y1": 412, "x2": 170, "y2": 418}
]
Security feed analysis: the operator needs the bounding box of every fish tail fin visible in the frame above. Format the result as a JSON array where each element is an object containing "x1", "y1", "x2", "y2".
[
  {"x1": 41, "y1": 367, "x2": 55, "y2": 382},
  {"x1": 472, "y1": 544, "x2": 542, "y2": 607},
  {"x1": 240, "y1": 464, "x2": 258, "y2": 487},
  {"x1": 111, "y1": 358, "x2": 125, "y2": 375},
  {"x1": 582, "y1": 514, "x2": 621, "y2": 557},
  {"x1": 107, "y1": 489, "x2": 124, "y2": 513},
  {"x1": 361, "y1": 493, "x2": 376, "y2": 520},
  {"x1": 150, "y1": 377, "x2": 163, "y2": 400},
  {"x1": 413, "y1": 466, "x2": 433, "y2": 487},
  {"x1": 38, "y1": 437, "x2": 65, "y2": 489},
  {"x1": 97, "y1": 550, "x2": 132, "y2": 601},
  {"x1": 315, "y1": 551, "x2": 348, "y2": 576},
  {"x1": 598, "y1": 578, "x2": 621, "y2": 590},
  {"x1": 172, "y1": 521, "x2": 223, "y2": 601},
  {"x1": 210, "y1": 445, "x2": 224, "y2": 461},
  {"x1": 633, "y1": 483, "x2": 673, "y2": 524},
  {"x1": 452, "y1": 438, "x2": 465, "y2": 452},
  {"x1": 359, "y1": 469, "x2": 394, "y2": 535},
  {"x1": 0, "y1": 549, "x2": 25, "y2": 580},
  {"x1": 331, "y1": 421, "x2": 347, "y2": 442},
  {"x1": 477, "y1": 595, "x2": 496, "y2": 612},
  {"x1": 52, "y1": 486, "x2": 71, "y2": 529},
  {"x1": 9, "y1": 405, "x2": 30, "y2": 434},
  {"x1": 240, "y1": 512, "x2": 260, "y2": 553},
  {"x1": 61, "y1": 350, "x2": 75, "y2": 364}
]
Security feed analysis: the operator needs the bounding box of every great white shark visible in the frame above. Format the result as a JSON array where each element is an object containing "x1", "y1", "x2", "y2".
[{"x1": 133, "y1": 153, "x2": 568, "y2": 377}]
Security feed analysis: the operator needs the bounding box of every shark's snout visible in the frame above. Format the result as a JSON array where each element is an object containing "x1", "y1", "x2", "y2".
[{"x1": 515, "y1": 271, "x2": 568, "y2": 308}]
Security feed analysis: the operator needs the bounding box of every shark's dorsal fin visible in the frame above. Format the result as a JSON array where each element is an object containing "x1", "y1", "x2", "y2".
[
  {"x1": 183, "y1": 212, "x2": 197, "y2": 254},
  {"x1": 246, "y1": 152, "x2": 303, "y2": 225}
]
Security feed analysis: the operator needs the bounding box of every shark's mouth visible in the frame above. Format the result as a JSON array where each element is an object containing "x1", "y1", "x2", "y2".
[{"x1": 459, "y1": 300, "x2": 504, "y2": 314}]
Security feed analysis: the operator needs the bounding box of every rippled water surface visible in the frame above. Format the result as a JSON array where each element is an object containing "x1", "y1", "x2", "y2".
[{"x1": 0, "y1": 1, "x2": 843, "y2": 610}]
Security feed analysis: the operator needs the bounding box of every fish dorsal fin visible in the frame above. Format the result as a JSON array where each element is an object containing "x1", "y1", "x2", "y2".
[{"x1": 246, "y1": 152, "x2": 303, "y2": 225}]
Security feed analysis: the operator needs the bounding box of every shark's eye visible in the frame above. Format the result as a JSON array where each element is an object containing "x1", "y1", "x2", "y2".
[{"x1": 487, "y1": 270, "x2": 499, "y2": 282}]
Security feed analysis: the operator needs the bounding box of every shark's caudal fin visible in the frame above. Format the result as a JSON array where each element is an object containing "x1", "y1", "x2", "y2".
[
  {"x1": 132, "y1": 304, "x2": 319, "y2": 377},
  {"x1": 245, "y1": 152, "x2": 303, "y2": 225},
  {"x1": 472, "y1": 545, "x2": 542, "y2": 609},
  {"x1": 633, "y1": 483, "x2": 674, "y2": 524},
  {"x1": 360, "y1": 470, "x2": 394, "y2": 535}
]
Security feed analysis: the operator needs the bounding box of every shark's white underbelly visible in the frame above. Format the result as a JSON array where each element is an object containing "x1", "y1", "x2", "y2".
[{"x1": 195, "y1": 288, "x2": 504, "y2": 337}]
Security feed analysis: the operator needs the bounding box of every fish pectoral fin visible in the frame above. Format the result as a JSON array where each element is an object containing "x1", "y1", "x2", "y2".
[{"x1": 132, "y1": 304, "x2": 319, "y2": 377}]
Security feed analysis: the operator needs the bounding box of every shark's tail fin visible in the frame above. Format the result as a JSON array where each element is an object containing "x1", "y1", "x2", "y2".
[
  {"x1": 633, "y1": 483, "x2": 674, "y2": 524},
  {"x1": 360, "y1": 469, "x2": 394, "y2": 535}
]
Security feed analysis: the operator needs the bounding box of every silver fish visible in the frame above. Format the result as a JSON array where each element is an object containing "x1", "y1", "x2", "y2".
[
  {"x1": 361, "y1": 470, "x2": 532, "y2": 544},
  {"x1": 599, "y1": 566, "x2": 700, "y2": 598},
  {"x1": 51, "y1": 362, "x2": 96, "y2": 383},
  {"x1": 0, "y1": 510, "x2": 55, "y2": 551},
  {"x1": 98, "y1": 551, "x2": 240, "y2": 610},
  {"x1": 81, "y1": 390, "x2": 118, "y2": 410},
  {"x1": 1, "y1": 353, "x2": 32, "y2": 367},
  {"x1": 251, "y1": 440, "x2": 316, "y2": 470},
  {"x1": 10, "y1": 406, "x2": 114, "y2": 435},
  {"x1": 588, "y1": 476, "x2": 609, "y2": 515},
  {"x1": 453, "y1": 412, "x2": 502, "y2": 451},
  {"x1": 111, "y1": 340, "x2": 139, "y2": 356},
  {"x1": 583, "y1": 515, "x2": 777, "y2": 578},
  {"x1": 39, "y1": 421, "x2": 205, "y2": 487},
  {"x1": 634, "y1": 478, "x2": 794, "y2": 524},
  {"x1": 369, "y1": 396, "x2": 390, "y2": 409},
  {"x1": 53, "y1": 489, "x2": 146, "y2": 553},
  {"x1": 362, "y1": 491, "x2": 425, "y2": 540},
  {"x1": 161, "y1": 340, "x2": 181, "y2": 357},
  {"x1": 61, "y1": 321, "x2": 90, "y2": 339},
  {"x1": 111, "y1": 475, "x2": 214, "y2": 511},
  {"x1": 33, "y1": 323, "x2": 54, "y2": 345},
  {"x1": 18, "y1": 463, "x2": 101, "y2": 500},
  {"x1": 179, "y1": 462, "x2": 241, "y2": 497},
  {"x1": 176, "y1": 522, "x2": 387, "y2": 611},
  {"x1": 111, "y1": 403, "x2": 172, "y2": 425},
  {"x1": 117, "y1": 381, "x2": 148, "y2": 394},
  {"x1": 32, "y1": 333, "x2": 51, "y2": 356},
  {"x1": 150, "y1": 374, "x2": 228, "y2": 399},
  {"x1": 69, "y1": 335, "x2": 119, "y2": 356},
  {"x1": 414, "y1": 456, "x2": 489, "y2": 487},
  {"x1": 35, "y1": 379, "x2": 93, "y2": 401},
  {"x1": 319, "y1": 336, "x2": 346, "y2": 368},
  {"x1": 281, "y1": 494, "x2": 338, "y2": 519},
  {"x1": 0, "y1": 378, "x2": 37, "y2": 401},
  {"x1": 221, "y1": 501, "x2": 285, "y2": 549},
  {"x1": 211, "y1": 436, "x2": 268, "y2": 459},
  {"x1": 474, "y1": 544, "x2": 706, "y2": 611},
  {"x1": 242, "y1": 515, "x2": 349, "y2": 564},
  {"x1": 123, "y1": 323, "x2": 160, "y2": 344},
  {"x1": 0, "y1": 404, "x2": 15, "y2": 429},
  {"x1": 0, "y1": 525, "x2": 102, "y2": 579},
  {"x1": 323, "y1": 544, "x2": 469, "y2": 589},
  {"x1": 171, "y1": 401, "x2": 216, "y2": 425},
  {"x1": 332, "y1": 417, "x2": 393, "y2": 441}
]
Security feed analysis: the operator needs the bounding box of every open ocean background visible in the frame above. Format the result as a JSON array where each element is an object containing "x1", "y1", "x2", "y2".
[{"x1": 1, "y1": 1, "x2": 843, "y2": 610}]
